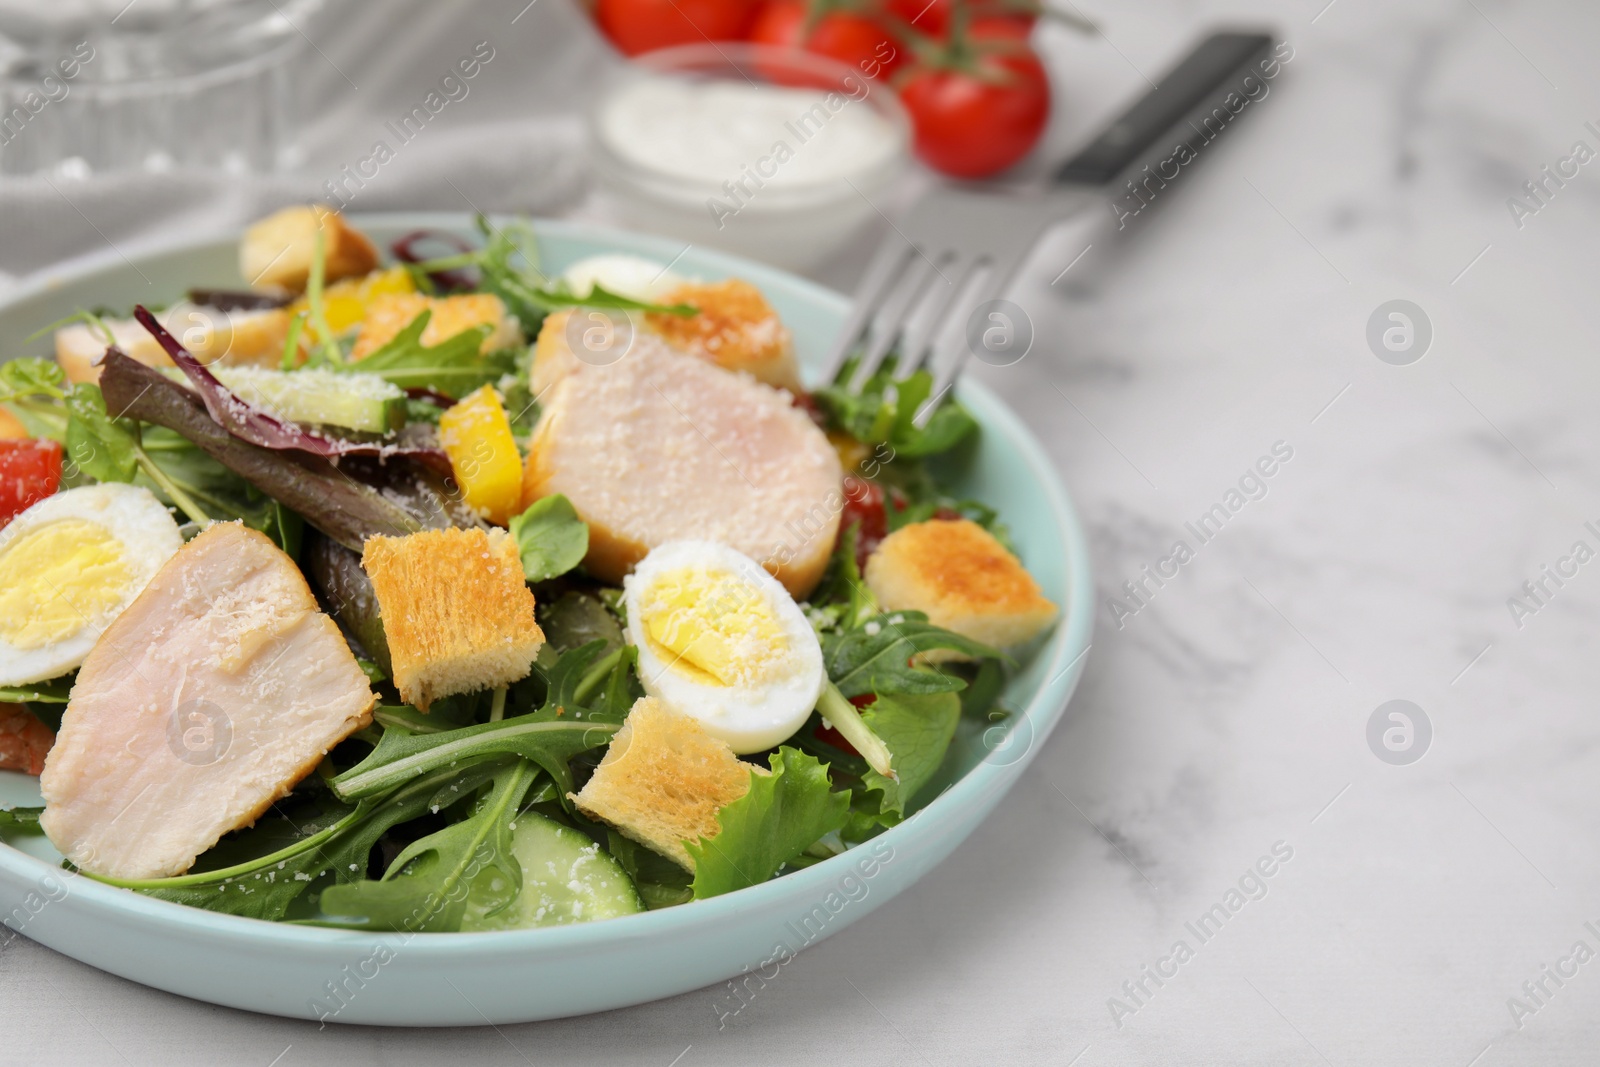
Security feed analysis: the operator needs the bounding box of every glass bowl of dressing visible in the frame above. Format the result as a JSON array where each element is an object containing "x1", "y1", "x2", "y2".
[{"x1": 588, "y1": 43, "x2": 910, "y2": 272}]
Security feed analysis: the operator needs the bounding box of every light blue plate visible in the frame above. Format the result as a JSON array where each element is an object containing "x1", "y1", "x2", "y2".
[{"x1": 0, "y1": 215, "x2": 1092, "y2": 1026}]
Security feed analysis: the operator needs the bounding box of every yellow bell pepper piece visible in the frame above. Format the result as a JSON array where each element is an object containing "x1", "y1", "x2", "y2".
[
  {"x1": 439, "y1": 386, "x2": 523, "y2": 526},
  {"x1": 0, "y1": 407, "x2": 28, "y2": 439},
  {"x1": 289, "y1": 265, "x2": 415, "y2": 339}
]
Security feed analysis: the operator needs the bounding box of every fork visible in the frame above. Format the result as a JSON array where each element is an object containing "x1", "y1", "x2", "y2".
[{"x1": 821, "y1": 30, "x2": 1279, "y2": 419}]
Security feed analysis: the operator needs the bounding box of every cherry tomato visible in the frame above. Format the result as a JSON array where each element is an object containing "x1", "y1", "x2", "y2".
[
  {"x1": 0, "y1": 439, "x2": 61, "y2": 528},
  {"x1": 595, "y1": 0, "x2": 756, "y2": 56},
  {"x1": 790, "y1": 389, "x2": 829, "y2": 428},
  {"x1": 966, "y1": 11, "x2": 1032, "y2": 38},
  {"x1": 840, "y1": 475, "x2": 887, "y2": 570},
  {"x1": 883, "y1": 0, "x2": 1036, "y2": 37},
  {"x1": 815, "y1": 693, "x2": 875, "y2": 756},
  {"x1": 898, "y1": 39, "x2": 1049, "y2": 178},
  {"x1": 749, "y1": 0, "x2": 904, "y2": 82}
]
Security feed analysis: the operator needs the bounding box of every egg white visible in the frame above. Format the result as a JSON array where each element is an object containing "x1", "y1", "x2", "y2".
[
  {"x1": 624, "y1": 540, "x2": 824, "y2": 754},
  {"x1": 0, "y1": 484, "x2": 183, "y2": 686},
  {"x1": 562, "y1": 255, "x2": 685, "y2": 305}
]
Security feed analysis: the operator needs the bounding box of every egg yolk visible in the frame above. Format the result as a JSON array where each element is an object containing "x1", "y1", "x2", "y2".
[
  {"x1": 639, "y1": 567, "x2": 788, "y2": 687},
  {"x1": 0, "y1": 519, "x2": 131, "y2": 649}
]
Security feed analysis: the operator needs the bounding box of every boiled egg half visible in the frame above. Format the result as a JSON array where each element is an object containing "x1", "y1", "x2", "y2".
[
  {"x1": 561, "y1": 254, "x2": 685, "y2": 305},
  {"x1": 624, "y1": 540, "x2": 824, "y2": 753},
  {"x1": 0, "y1": 484, "x2": 183, "y2": 686}
]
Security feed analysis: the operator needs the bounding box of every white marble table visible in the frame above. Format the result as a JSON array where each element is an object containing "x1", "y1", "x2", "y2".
[{"x1": 5, "y1": 0, "x2": 1600, "y2": 1063}]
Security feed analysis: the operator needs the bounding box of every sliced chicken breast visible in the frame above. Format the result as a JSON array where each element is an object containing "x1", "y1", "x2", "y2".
[
  {"x1": 531, "y1": 278, "x2": 800, "y2": 397},
  {"x1": 40, "y1": 522, "x2": 376, "y2": 880},
  {"x1": 522, "y1": 344, "x2": 842, "y2": 598}
]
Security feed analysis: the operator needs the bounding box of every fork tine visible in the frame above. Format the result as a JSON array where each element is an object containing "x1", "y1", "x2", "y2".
[
  {"x1": 893, "y1": 250, "x2": 964, "y2": 381},
  {"x1": 915, "y1": 258, "x2": 1005, "y2": 427},
  {"x1": 819, "y1": 240, "x2": 918, "y2": 387},
  {"x1": 849, "y1": 252, "x2": 940, "y2": 391}
]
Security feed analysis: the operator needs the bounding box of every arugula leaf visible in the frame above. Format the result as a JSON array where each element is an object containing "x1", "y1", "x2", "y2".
[
  {"x1": 136, "y1": 426, "x2": 273, "y2": 528},
  {"x1": 508, "y1": 494, "x2": 588, "y2": 582},
  {"x1": 341, "y1": 310, "x2": 495, "y2": 396},
  {"x1": 496, "y1": 337, "x2": 542, "y2": 438},
  {"x1": 0, "y1": 806, "x2": 43, "y2": 833},
  {"x1": 470, "y1": 216, "x2": 550, "y2": 331},
  {"x1": 814, "y1": 361, "x2": 977, "y2": 459},
  {"x1": 331, "y1": 709, "x2": 616, "y2": 801},
  {"x1": 807, "y1": 523, "x2": 879, "y2": 632},
  {"x1": 823, "y1": 611, "x2": 1000, "y2": 698},
  {"x1": 687, "y1": 748, "x2": 849, "y2": 899},
  {"x1": 538, "y1": 591, "x2": 623, "y2": 656},
  {"x1": 0, "y1": 675, "x2": 73, "y2": 704},
  {"x1": 589, "y1": 645, "x2": 642, "y2": 725},
  {"x1": 63, "y1": 383, "x2": 138, "y2": 483},
  {"x1": 860, "y1": 692, "x2": 959, "y2": 817},
  {"x1": 136, "y1": 761, "x2": 505, "y2": 922},
  {"x1": 533, "y1": 282, "x2": 695, "y2": 317},
  {"x1": 316, "y1": 759, "x2": 537, "y2": 932},
  {"x1": 524, "y1": 639, "x2": 609, "y2": 721},
  {"x1": 956, "y1": 657, "x2": 1006, "y2": 718}
]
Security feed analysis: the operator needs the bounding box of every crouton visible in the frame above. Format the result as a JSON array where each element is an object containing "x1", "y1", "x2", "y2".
[
  {"x1": 646, "y1": 279, "x2": 800, "y2": 390},
  {"x1": 350, "y1": 292, "x2": 522, "y2": 360},
  {"x1": 360, "y1": 528, "x2": 544, "y2": 710},
  {"x1": 521, "y1": 340, "x2": 842, "y2": 599},
  {"x1": 240, "y1": 205, "x2": 379, "y2": 293},
  {"x1": 0, "y1": 408, "x2": 27, "y2": 439},
  {"x1": 572, "y1": 696, "x2": 762, "y2": 871},
  {"x1": 865, "y1": 519, "x2": 1057, "y2": 658},
  {"x1": 55, "y1": 304, "x2": 289, "y2": 384}
]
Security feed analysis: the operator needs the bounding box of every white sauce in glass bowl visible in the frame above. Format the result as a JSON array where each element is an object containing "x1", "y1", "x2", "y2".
[{"x1": 596, "y1": 77, "x2": 900, "y2": 193}]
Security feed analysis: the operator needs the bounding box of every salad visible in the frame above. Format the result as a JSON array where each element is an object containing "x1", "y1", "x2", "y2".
[{"x1": 0, "y1": 208, "x2": 1057, "y2": 931}]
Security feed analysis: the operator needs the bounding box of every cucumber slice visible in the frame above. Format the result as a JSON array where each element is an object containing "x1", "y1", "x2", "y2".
[
  {"x1": 461, "y1": 814, "x2": 643, "y2": 930},
  {"x1": 167, "y1": 366, "x2": 405, "y2": 434}
]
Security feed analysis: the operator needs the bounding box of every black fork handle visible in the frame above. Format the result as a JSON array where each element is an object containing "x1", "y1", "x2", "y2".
[{"x1": 1055, "y1": 31, "x2": 1280, "y2": 188}]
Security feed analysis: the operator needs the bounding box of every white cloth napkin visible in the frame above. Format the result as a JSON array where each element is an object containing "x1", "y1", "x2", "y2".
[{"x1": 0, "y1": 0, "x2": 616, "y2": 291}]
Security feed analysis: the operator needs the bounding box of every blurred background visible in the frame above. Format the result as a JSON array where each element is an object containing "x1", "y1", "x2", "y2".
[{"x1": 0, "y1": 0, "x2": 1134, "y2": 286}]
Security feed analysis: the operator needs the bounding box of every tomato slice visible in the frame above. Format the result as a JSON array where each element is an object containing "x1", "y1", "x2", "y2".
[
  {"x1": 840, "y1": 475, "x2": 887, "y2": 570},
  {"x1": 0, "y1": 439, "x2": 62, "y2": 528}
]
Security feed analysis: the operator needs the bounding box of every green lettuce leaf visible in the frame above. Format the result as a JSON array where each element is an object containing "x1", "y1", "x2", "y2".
[
  {"x1": 64, "y1": 383, "x2": 138, "y2": 483},
  {"x1": 688, "y1": 748, "x2": 849, "y2": 899},
  {"x1": 860, "y1": 692, "x2": 960, "y2": 817},
  {"x1": 509, "y1": 494, "x2": 588, "y2": 582},
  {"x1": 0, "y1": 358, "x2": 65, "y2": 403}
]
